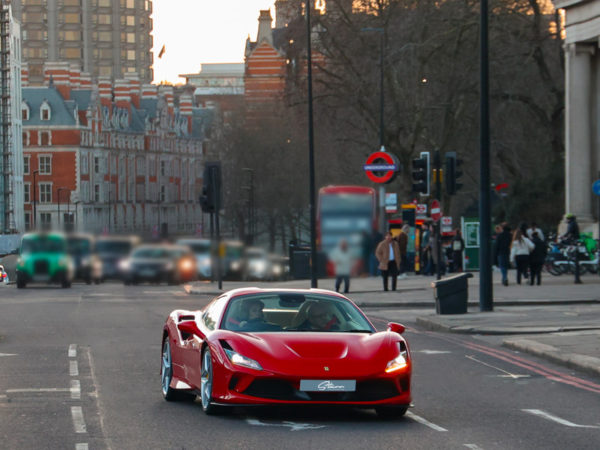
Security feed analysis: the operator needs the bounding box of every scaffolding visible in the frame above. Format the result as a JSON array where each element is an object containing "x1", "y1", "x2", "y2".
[{"x1": 0, "y1": 2, "x2": 13, "y2": 233}]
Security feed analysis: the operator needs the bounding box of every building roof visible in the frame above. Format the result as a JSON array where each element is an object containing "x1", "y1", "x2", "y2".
[{"x1": 22, "y1": 87, "x2": 77, "y2": 126}]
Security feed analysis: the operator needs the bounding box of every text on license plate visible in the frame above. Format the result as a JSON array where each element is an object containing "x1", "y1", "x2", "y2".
[{"x1": 300, "y1": 380, "x2": 356, "y2": 392}]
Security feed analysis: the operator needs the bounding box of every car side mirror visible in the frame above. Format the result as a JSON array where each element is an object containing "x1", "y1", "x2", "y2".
[
  {"x1": 177, "y1": 320, "x2": 203, "y2": 338},
  {"x1": 387, "y1": 322, "x2": 406, "y2": 334}
]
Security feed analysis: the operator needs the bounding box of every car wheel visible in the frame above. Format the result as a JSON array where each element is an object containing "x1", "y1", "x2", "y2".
[
  {"x1": 375, "y1": 406, "x2": 408, "y2": 419},
  {"x1": 16, "y1": 275, "x2": 26, "y2": 289},
  {"x1": 62, "y1": 278, "x2": 72, "y2": 288},
  {"x1": 161, "y1": 336, "x2": 189, "y2": 402},
  {"x1": 200, "y1": 348, "x2": 223, "y2": 415}
]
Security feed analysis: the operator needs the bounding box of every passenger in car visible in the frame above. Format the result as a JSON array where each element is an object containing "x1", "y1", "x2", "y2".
[
  {"x1": 238, "y1": 299, "x2": 281, "y2": 331},
  {"x1": 297, "y1": 302, "x2": 340, "y2": 331}
]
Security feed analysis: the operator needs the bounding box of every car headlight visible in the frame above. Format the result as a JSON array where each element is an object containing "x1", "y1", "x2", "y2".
[
  {"x1": 179, "y1": 259, "x2": 194, "y2": 271},
  {"x1": 224, "y1": 349, "x2": 262, "y2": 371},
  {"x1": 385, "y1": 345, "x2": 409, "y2": 373},
  {"x1": 272, "y1": 265, "x2": 282, "y2": 275},
  {"x1": 118, "y1": 259, "x2": 130, "y2": 271},
  {"x1": 230, "y1": 261, "x2": 241, "y2": 271}
]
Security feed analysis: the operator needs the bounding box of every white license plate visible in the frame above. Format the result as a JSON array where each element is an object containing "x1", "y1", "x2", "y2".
[{"x1": 300, "y1": 380, "x2": 356, "y2": 392}]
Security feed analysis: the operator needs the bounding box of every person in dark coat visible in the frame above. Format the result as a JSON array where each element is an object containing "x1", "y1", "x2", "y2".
[
  {"x1": 529, "y1": 232, "x2": 547, "y2": 286},
  {"x1": 493, "y1": 223, "x2": 512, "y2": 286}
]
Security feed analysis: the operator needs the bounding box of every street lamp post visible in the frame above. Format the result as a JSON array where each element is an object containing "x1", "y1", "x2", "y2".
[
  {"x1": 32, "y1": 170, "x2": 39, "y2": 230},
  {"x1": 306, "y1": 1, "x2": 318, "y2": 288}
]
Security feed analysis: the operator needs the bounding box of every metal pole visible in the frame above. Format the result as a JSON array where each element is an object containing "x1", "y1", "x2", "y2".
[
  {"x1": 435, "y1": 150, "x2": 442, "y2": 281},
  {"x1": 33, "y1": 170, "x2": 38, "y2": 230},
  {"x1": 379, "y1": 31, "x2": 384, "y2": 148},
  {"x1": 479, "y1": 0, "x2": 494, "y2": 311},
  {"x1": 306, "y1": 1, "x2": 318, "y2": 288},
  {"x1": 57, "y1": 188, "x2": 61, "y2": 231}
]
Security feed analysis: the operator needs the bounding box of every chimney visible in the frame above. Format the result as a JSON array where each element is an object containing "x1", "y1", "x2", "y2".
[
  {"x1": 159, "y1": 85, "x2": 174, "y2": 115},
  {"x1": 179, "y1": 94, "x2": 193, "y2": 134},
  {"x1": 141, "y1": 84, "x2": 158, "y2": 100},
  {"x1": 114, "y1": 78, "x2": 131, "y2": 107},
  {"x1": 21, "y1": 62, "x2": 29, "y2": 87},
  {"x1": 79, "y1": 72, "x2": 92, "y2": 90},
  {"x1": 256, "y1": 10, "x2": 273, "y2": 45},
  {"x1": 69, "y1": 63, "x2": 81, "y2": 90},
  {"x1": 98, "y1": 76, "x2": 113, "y2": 106},
  {"x1": 125, "y1": 72, "x2": 141, "y2": 108},
  {"x1": 44, "y1": 61, "x2": 71, "y2": 99}
]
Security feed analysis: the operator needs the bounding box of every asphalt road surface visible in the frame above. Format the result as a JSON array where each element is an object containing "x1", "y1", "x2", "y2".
[{"x1": 1, "y1": 283, "x2": 599, "y2": 449}]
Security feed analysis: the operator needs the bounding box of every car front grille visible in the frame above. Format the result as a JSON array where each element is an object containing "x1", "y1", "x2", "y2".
[
  {"x1": 241, "y1": 378, "x2": 401, "y2": 402},
  {"x1": 34, "y1": 260, "x2": 49, "y2": 275}
]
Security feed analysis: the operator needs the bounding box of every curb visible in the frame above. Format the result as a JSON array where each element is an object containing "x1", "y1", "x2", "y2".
[{"x1": 503, "y1": 338, "x2": 600, "y2": 378}]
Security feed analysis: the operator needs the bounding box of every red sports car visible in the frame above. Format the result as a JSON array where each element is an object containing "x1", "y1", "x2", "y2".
[{"x1": 161, "y1": 288, "x2": 412, "y2": 417}]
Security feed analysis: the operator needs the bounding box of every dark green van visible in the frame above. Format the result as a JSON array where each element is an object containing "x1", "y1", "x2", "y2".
[{"x1": 16, "y1": 232, "x2": 74, "y2": 288}]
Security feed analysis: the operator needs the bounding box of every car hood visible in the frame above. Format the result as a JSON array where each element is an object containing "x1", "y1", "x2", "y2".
[{"x1": 216, "y1": 331, "x2": 401, "y2": 377}]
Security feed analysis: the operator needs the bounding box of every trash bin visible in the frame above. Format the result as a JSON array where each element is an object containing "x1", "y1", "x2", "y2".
[{"x1": 431, "y1": 272, "x2": 473, "y2": 314}]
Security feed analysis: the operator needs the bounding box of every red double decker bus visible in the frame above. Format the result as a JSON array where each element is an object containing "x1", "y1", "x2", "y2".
[{"x1": 317, "y1": 186, "x2": 378, "y2": 274}]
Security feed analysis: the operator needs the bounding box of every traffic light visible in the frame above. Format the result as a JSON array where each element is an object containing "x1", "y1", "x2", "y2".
[
  {"x1": 445, "y1": 151, "x2": 463, "y2": 195},
  {"x1": 199, "y1": 162, "x2": 222, "y2": 213},
  {"x1": 411, "y1": 151, "x2": 430, "y2": 195}
]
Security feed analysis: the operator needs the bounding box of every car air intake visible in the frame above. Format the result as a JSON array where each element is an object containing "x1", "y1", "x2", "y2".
[{"x1": 34, "y1": 260, "x2": 49, "y2": 275}]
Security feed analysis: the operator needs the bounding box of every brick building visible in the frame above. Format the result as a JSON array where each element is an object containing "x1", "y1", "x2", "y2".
[{"x1": 22, "y1": 62, "x2": 212, "y2": 236}]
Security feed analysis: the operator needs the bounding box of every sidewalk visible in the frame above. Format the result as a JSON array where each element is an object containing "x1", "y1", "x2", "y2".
[{"x1": 186, "y1": 270, "x2": 600, "y2": 378}]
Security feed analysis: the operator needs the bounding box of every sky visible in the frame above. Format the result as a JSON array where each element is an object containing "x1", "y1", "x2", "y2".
[{"x1": 152, "y1": 0, "x2": 277, "y2": 84}]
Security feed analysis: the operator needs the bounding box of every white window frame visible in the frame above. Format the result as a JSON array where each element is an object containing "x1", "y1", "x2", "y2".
[
  {"x1": 24, "y1": 183, "x2": 31, "y2": 203},
  {"x1": 39, "y1": 130, "x2": 52, "y2": 146},
  {"x1": 39, "y1": 182, "x2": 53, "y2": 203},
  {"x1": 21, "y1": 101, "x2": 30, "y2": 121},
  {"x1": 38, "y1": 154, "x2": 52, "y2": 175},
  {"x1": 23, "y1": 155, "x2": 30, "y2": 175}
]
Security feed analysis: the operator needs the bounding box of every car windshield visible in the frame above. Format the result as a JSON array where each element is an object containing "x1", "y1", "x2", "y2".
[
  {"x1": 180, "y1": 242, "x2": 211, "y2": 254},
  {"x1": 21, "y1": 236, "x2": 66, "y2": 254},
  {"x1": 132, "y1": 248, "x2": 170, "y2": 259},
  {"x1": 221, "y1": 293, "x2": 375, "y2": 333},
  {"x1": 67, "y1": 238, "x2": 91, "y2": 255},
  {"x1": 96, "y1": 241, "x2": 132, "y2": 255}
]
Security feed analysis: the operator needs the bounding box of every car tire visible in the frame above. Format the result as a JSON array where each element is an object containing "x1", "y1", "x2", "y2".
[
  {"x1": 375, "y1": 406, "x2": 408, "y2": 419},
  {"x1": 200, "y1": 348, "x2": 224, "y2": 415},
  {"x1": 16, "y1": 275, "x2": 26, "y2": 289},
  {"x1": 161, "y1": 335, "x2": 192, "y2": 402},
  {"x1": 62, "y1": 279, "x2": 72, "y2": 288}
]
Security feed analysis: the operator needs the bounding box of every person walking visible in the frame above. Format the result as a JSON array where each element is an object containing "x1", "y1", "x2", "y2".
[
  {"x1": 330, "y1": 239, "x2": 352, "y2": 293},
  {"x1": 395, "y1": 225, "x2": 409, "y2": 278},
  {"x1": 510, "y1": 228, "x2": 534, "y2": 285},
  {"x1": 451, "y1": 229, "x2": 465, "y2": 272},
  {"x1": 494, "y1": 223, "x2": 512, "y2": 286},
  {"x1": 526, "y1": 222, "x2": 545, "y2": 242},
  {"x1": 421, "y1": 223, "x2": 432, "y2": 275},
  {"x1": 529, "y1": 231, "x2": 547, "y2": 286},
  {"x1": 375, "y1": 232, "x2": 401, "y2": 291}
]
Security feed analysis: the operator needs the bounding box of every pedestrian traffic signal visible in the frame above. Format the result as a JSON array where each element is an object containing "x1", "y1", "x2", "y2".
[
  {"x1": 411, "y1": 152, "x2": 430, "y2": 195},
  {"x1": 199, "y1": 162, "x2": 222, "y2": 213},
  {"x1": 445, "y1": 151, "x2": 463, "y2": 195}
]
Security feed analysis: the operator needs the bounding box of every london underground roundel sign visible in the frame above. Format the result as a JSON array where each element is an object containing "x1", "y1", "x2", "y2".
[{"x1": 363, "y1": 151, "x2": 399, "y2": 184}]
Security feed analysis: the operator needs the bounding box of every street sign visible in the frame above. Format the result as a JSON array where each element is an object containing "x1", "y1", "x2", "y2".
[
  {"x1": 385, "y1": 193, "x2": 397, "y2": 213},
  {"x1": 431, "y1": 199, "x2": 442, "y2": 221},
  {"x1": 593, "y1": 179, "x2": 600, "y2": 196},
  {"x1": 363, "y1": 151, "x2": 399, "y2": 184},
  {"x1": 416, "y1": 203, "x2": 427, "y2": 215},
  {"x1": 441, "y1": 216, "x2": 453, "y2": 234}
]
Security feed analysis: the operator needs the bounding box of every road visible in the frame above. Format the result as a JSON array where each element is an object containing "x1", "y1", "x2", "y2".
[{"x1": 1, "y1": 283, "x2": 599, "y2": 449}]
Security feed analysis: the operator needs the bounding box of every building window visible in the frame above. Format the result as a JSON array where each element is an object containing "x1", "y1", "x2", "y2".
[
  {"x1": 39, "y1": 131, "x2": 51, "y2": 146},
  {"x1": 22, "y1": 132, "x2": 30, "y2": 146},
  {"x1": 24, "y1": 155, "x2": 30, "y2": 174},
  {"x1": 24, "y1": 212, "x2": 32, "y2": 231},
  {"x1": 22, "y1": 102, "x2": 30, "y2": 120},
  {"x1": 160, "y1": 160, "x2": 167, "y2": 176},
  {"x1": 39, "y1": 183, "x2": 52, "y2": 203},
  {"x1": 160, "y1": 185, "x2": 166, "y2": 202},
  {"x1": 94, "y1": 184, "x2": 100, "y2": 202},
  {"x1": 94, "y1": 156, "x2": 100, "y2": 174},
  {"x1": 40, "y1": 101, "x2": 51, "y2": 121},
  {"x1": 40, "y1": 213, "x2": 52, "y2": 230},
  {"x1": 24, "y1": 183, "x2": 31, "y2": 203},
  {"x1": 39, "y1": 155, "x2": 52, "y2": 175}
]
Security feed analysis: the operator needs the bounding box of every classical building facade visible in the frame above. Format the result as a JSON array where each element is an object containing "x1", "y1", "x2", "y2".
[
  {"x1": 10, "y1": 0, "x2": 153, "y2": 84},
  {"x1": 21, "y1": 62, "x2": 212, "y2": 236},
  {"x1": 554, "y1": 0, "x2": 600, "y2": 236},
  {"x1": 0, "y1": 3, "x2": 24, "y2": 233}
]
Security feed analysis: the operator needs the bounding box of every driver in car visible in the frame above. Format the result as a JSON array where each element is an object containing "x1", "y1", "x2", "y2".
[
  {"x1": 297, "y1": 302, "x2": 340, "y2": 331},
  {"x1": 238, "y1": 299, "x2": 281, "y2": 331}
]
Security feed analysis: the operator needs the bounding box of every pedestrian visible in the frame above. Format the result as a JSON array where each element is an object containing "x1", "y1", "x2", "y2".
[
  {"x1": 561, "y1": 213, "x2": 580, "y2": 243},
  {"x1": 529, "y1": 231, "x2": 547, "y2": 286},
  {"x1": 526, "y1": 222, "x2": 545, "y2": 242},
  {"x1": 375, "y1": 232, "x2": 401, "y2": 291},
  {"x1": 493, "y1": 222, "x2": 512, "y2": 286},
  {"x1": 451, "y1": 229, "x2": 465, "y2": 272},
  {"x1": 510, "y1": 228, "x2": 534, "y2": 285},
  {"x1": 421, "y1": 223, "x2": 432, "y2": 275},
  {"x1": 330, "y1": 239, "x2": 352, "y2": 293},
  {"x1": 395, "y1": 225, "x2": 409, "y2": 279}
]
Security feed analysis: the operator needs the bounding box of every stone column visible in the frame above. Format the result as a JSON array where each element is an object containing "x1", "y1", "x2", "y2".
[{"x1": 565, "y1": 43, "x2": 594, "y2": 224}]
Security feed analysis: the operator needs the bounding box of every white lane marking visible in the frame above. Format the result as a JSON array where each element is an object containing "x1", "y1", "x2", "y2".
[
  {"x1": 246, "y1": 418, "x2": 325, "y2": 431},
  {"x1": 76, "y1": 444, "x2": 89, "y2": 450},
  {"x1": 466, "y1": 355, "x2": 530, "y2": 379},
  {"x1": 69, "y1": 344, "x2": 77, "y2": 358},
  {"x1": 406, "y1": 412, "x2": 448, "y2": 432},
  {"x1": 7, "y1": 388, "x2": 71, "y2": 393},
  {"x1": 0, "y1": 353, "x2": 17, "y2": 357},
  {"x1": 416, "y1": 350, "x2": 452, "y2": 355},
  {"x1": 523, "y1": 409, "x2": 600, "y2": 428},
  {"x1": 70, "y1": 360, "x2": 79, "y2": 377},
  {"x1": 464, "y1": 445, "x2": 485, "y2": 450},
  {"x1": 85, "y1": 347, "x2": 112, "y2": 450},
  {"x1": 71, "y1": 406, "x2": 87, "y2": 433},
  {"x1": 71, "y1": 380, "x2": 81, "y2": 400}
]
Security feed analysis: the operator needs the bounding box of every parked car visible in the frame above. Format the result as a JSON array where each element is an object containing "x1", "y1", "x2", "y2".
[
  {"x1": 176, "y1": 238, "x2": 213, "y2": 279},
  {"x1": 67, "y1": 233, "x2": 102, "y2": 284},
  {"x1": 15, "y1": 232, "x2": 74, "y2": 289},
  {"x1": 121, "y1": 244, "x2": 197, "y2": 285},
  {"x1": 96, "y1": 235, "x2": 140, "y2": 280},
  {"x1": 160, "y1": 288, "x2": 412, "y2": 416},
  {"x1": 244, "y1": 247, "x2": 270, "y2": 280}
]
